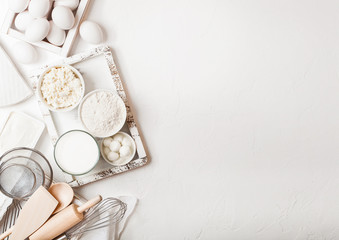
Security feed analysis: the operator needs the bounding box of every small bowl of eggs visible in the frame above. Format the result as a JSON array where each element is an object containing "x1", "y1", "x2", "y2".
[{"x1": 100, "y1": 132, "x2": 136, "y2": 166}]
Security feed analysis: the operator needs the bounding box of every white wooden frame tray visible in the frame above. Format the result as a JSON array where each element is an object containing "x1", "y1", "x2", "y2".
[
  {"x1": 29, "y1": 45, "x2": 149, "y2": 187},
  {"x1": 1, "y1": 0, "x2": 91, "y2": 56}
]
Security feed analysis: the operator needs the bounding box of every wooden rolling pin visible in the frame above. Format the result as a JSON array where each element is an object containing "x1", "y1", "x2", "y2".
[
  {"x1": 0, "y1": 227, "x2": 12, "y2": 240},
  {"x1": 29, "y1": 195, "x2": 102, "y2": 240}
]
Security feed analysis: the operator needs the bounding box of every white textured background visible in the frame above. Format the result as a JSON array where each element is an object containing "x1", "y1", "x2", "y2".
[{"x1": 1, "y1": 0, "x2": 339, "y2": 239}]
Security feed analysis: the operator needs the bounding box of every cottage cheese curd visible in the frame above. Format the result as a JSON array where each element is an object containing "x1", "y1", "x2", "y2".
[{"x1": 40, "y1": 66, "x2": 83, "y2": 110}]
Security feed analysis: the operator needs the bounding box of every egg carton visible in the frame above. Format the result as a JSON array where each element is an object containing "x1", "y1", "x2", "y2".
[{"x1": 1, "y1": 0, "x2": 91, "y2": 57}]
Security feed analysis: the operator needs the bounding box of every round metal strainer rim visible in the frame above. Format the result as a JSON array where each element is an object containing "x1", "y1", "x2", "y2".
[
  {"x1": 0, "y1": 147, "x2": 53, "y2": 193},
  {"x1": 0, "y1": 156, "x2": 45, "y2": 199}
]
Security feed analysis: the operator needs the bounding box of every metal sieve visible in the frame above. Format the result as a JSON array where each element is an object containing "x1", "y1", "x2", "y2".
[
  {"x1": 0, "y1": 157, "x2": 44, "y2": 200},
  {"x1": 0, "y1": 147, "x2": 53, "y2": 200}
]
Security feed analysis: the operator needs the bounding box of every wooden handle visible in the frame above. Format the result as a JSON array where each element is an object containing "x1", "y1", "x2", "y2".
[
  {"x1": 0, "y1": 227, "x2": 13, "y2": 240},
  {"x1": 77, "y1": 195, "x2": 102, "y2": 213}
]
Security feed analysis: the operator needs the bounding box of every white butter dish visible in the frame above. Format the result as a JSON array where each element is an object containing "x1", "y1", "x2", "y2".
[{"x1": 0, "y1": 112, "x2": 45, "y2": 155}]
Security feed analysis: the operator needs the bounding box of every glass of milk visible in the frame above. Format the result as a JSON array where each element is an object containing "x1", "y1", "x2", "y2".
[{"x1": 54, "y1": 130, "x2": 100, "y2": 175}]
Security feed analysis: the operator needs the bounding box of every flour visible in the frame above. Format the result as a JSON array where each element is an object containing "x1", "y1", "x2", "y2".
[{"x1": 80, "y1": 90, "x2": 126, "y2": 137}]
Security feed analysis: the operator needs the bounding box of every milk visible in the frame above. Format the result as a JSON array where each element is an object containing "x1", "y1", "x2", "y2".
[{"x1": 54, "y1": 130, "x2": 99, "y2": 175}]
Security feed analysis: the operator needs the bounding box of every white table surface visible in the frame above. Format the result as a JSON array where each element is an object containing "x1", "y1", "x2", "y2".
[{"x1": 1, "y1": 0, "x2": 339, "y2": 239}]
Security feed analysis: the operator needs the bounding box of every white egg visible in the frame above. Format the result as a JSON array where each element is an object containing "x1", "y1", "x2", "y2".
[
  {"x1": 25, "y1": 18, "x2": 50, "y2": 42},
  {"x1": 103, "y1": 138, "x2": 113, "y2": 147},
  {"x1": 13, "y1": 41, "x2": 38, "y2": 64},
  {"x1": 119, "y1": 146, "x2": 131, "y2": 157},
  {"x1": 28, "y1": 0, "x2": 51, "y2": 18},
  {"x1": 121, "y1": 137, "x2": 131, "y2": 146},
  {"x1": 107, "y1": 152, "x2": 119, "y2": 162},
  {"x1": 9, "y1": 0, "x2": 30, "y2": 13},
  {"x1": 79, "y1": 21, "x2": 104, "y2": 44},
  {"x1": 46, "y1": 21, "x2": 66, "y2": 46},
  {"x1": 14, "y1": 11, "x2": 34, "y2": 31},
  {"x1": 113, "y1": 134, "x2": 123, "y2": 143},
  {"x1": 109, "y1": 140, "x2": 121, "y2": 152},
  {"x1": 52, "y1": 6, "x2": 75, "y2": 30},
  {"x1": 103, "y1": 147, "x2": 110, "y2": 156},
  {"x1": 54, "y1": 0, "x2": 79, "y2": 10}
]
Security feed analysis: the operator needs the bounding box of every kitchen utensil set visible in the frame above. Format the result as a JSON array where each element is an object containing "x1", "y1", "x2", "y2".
[
  {"x1": 0, "y1": 193, "x2": 126, "y2": 239},
  {"x1": 0, "y1": 147, "x2": 53, "y2": 240},
  {"x1": 0, "y1": 147, "x2": 127, "y2": 240}
]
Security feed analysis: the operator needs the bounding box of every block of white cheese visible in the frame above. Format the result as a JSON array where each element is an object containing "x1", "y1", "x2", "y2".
[
  {"x1": 0, "y1": 45, "x2": 32, "y2": 107},
  {"x1": 0, "y1": 112, "x2": 45, "y2": 156}
]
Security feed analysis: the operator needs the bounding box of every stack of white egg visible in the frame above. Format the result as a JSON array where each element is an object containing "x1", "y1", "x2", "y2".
[
  {"x1": 103, "y1": 133, "x2": 133, "y2": 162},
  {"x1": 10, "y1": 0, "x2": 79, "y2": 46}
]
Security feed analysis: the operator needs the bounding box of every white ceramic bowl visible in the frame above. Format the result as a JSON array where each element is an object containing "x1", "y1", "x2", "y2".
[
  {"x1": 78, "y1": 89, "x2": 127, "y2": 138},
  {"x1": 100, "y1": 132, "x2": 136, "y2": 166},
  {"x1": 37, "y1": 65, "x2": 85, "y2": 112}
]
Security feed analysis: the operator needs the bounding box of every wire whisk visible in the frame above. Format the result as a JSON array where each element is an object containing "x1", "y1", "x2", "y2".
[
  {"x1": 58, "y1": 198, "x2": 127, "y2": 239},
  {"x1": 0, "y1": 200, "x2": 21, "y2": 240}
]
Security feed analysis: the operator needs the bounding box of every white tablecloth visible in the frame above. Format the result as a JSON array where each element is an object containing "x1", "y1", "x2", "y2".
[{"x1": 2, "y1": 0, "x2": 339, "y2": 239}]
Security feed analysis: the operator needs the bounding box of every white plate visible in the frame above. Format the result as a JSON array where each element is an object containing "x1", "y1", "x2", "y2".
[{"x1": 0, "y1": 45, "x2": 32, "y2": 107}]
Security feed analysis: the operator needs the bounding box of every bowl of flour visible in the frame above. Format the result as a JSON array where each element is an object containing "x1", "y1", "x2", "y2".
[{"x1": 79, "y1": 89, "x2": 127, "y2": 138}]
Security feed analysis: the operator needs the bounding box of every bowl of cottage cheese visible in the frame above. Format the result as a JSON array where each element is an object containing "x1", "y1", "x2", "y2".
[{"x1": 38, "y1": 65, "x2": 85, "y2": 112}]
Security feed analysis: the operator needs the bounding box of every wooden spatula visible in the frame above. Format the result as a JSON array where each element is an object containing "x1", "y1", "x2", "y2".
[{"x1": 9, "y1": 186, "x2": 58, "y2": 240}]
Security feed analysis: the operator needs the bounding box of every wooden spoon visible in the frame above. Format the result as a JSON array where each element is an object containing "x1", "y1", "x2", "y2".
[{"x1": 49, "y1": 182, "x2": 74, "y2": 214}]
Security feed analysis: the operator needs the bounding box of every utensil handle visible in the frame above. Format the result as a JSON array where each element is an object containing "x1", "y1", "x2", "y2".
[
  {"x1": 53, "y1": 234, "x2": 68, "y2": 240},
  {"x1": 0, "y1": 227, "x2": 13, "y2": 240},
  {"x1": 76, "y1": 195, "x2": 102, "y2": 213}
]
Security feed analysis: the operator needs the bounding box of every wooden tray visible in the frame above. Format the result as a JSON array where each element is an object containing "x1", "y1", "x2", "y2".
[
  {"x1": 1, "y1": 0, "x2": 91, "y2": 57},
  {"x1": 29, "y1": 45, "x2": 149, "y2": 187}
]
